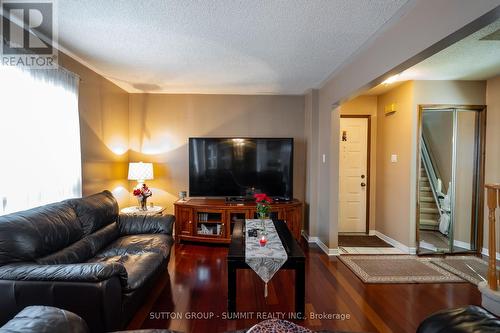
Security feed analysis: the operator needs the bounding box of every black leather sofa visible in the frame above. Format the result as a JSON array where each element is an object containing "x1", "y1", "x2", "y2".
[{"x1": 0, "y1": 191, "x2": 175, "y2": 332}]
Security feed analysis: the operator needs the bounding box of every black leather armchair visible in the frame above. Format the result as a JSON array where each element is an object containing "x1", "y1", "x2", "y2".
[
  {"x1": 0, "y1": 191, "x2": 175, "y2": 332},
  {"x1": 0, "y1": 306, "x2": 89, "y2": 333},
  {"x1": 417, "y1": 305, "x2": 500, "y2": 333},
  {"x1": 0, "y1": 306, "x2": 176, "y2": 333}
]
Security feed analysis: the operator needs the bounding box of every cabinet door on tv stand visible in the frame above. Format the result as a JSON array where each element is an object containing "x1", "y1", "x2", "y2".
[
  {"x1": 227, "y1": 210, "x2": 252, "y2": 235},
  {"x1": 177, "y1": 207, "x2": 193, "y2": 239},
  {"x1": 193, "y1": 209, "x2": 227, "y2": 239}
]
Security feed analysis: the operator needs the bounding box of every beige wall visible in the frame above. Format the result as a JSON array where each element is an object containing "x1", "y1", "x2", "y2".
[
  {"x1": 59, "y1": 53, "x2": 130, "y2": 208},
  {"x1": 128, "y1": 94, "x2": 305, "y2": 215},
  {"x1": 314, "y1": 92, "x2": 335, "y2": 247},
  {"x1": 304, "y1": 89, "x2": 319, "y2": 236},
  {"x1": 484, "y1": 75, "x2": 500, "y2": 254},
  {"x1": 376, "y1": 81, "x2": 414, "y2": 245},
  {"x1": 339, "y1": 96, "x2": 378, "y2": 231}
]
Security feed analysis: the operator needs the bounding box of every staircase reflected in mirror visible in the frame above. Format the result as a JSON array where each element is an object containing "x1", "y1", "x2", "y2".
[{"x1": 417, "y1": 106, "x2": 486, "y2": 255}]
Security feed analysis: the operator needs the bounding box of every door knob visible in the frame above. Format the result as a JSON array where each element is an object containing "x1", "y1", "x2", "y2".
[{"x1": 361, "y1": 182, "x2": 366, "y2": 187}]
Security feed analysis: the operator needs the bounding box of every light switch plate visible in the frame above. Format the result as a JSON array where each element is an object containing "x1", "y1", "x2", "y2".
[
  {"x1": 391, "y1": 154, "x2": 398, "y2": 163},
  {"x1": 322, "y1": 154, "x2": 326, "y2": 163}
]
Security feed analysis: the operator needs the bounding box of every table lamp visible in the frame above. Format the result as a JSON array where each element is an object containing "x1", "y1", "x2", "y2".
[{"x1": 128, "y1": 162, "x2": 154, "y2": 186}]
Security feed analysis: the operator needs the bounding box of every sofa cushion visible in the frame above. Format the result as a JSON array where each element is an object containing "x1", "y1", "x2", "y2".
[
  {"x1": 96, "y1": 234, "x2": 173, "y2": 259},
  {"x1": 36, "y1": 237, "x2": 93, "y2": 265},
  {"x1": 0, "y1": 202, "x2": 82, "y2": 265},
  {"x1": 86, "y1": 222, "x2": 120, "y2": 256},
  {"x1": 36, "y1": 222, "x2": 120, "y2": 265},
  {"x1": 67, "y1": 191, "x2": 118, "y2": 236},
  {"x1": 119, "y1": 214, "x2": 175, "y2": 235},
  {"x1": 88, "y1": 253, "x2": 164, "y2": 292}
]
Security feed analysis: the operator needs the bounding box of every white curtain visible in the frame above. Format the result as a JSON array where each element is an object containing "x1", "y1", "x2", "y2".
[{"x1": 0, "y1": 65, "x2": 82, "y2": 215}]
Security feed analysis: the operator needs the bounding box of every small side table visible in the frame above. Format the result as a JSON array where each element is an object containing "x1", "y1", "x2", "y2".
[{"x1": 120, "y1": 206, "x2": 165, "y2": 215}]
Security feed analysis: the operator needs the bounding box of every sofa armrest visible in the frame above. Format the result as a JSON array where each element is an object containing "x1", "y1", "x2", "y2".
[
  {"x1": 0, "y1": 262, "x2": 127, "y2": 286},
  {"x1": 0, "y1": 305, "x2": 89, "y2": 333},
  {"x1": 118, "y1": 214, "x2": 175, "y2": 236},
  {"x1": 0, "y1": 277, "x2": 123, "y2": 332}
]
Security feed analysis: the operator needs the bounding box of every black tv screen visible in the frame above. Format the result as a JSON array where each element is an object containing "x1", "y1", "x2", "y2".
[{"x1": 189, "y1": 138, "x2": 293, "y2": 198}]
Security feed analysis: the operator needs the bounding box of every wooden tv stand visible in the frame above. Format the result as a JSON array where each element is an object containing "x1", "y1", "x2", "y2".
[{"x1": 174, "y1": 198, "x2": 302, "y2": 244}]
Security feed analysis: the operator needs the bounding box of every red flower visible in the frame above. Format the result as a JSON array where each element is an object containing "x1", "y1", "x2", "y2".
[
  {"x1": 254, "y1": 193, "x2": 272, "y2": 204},
  {"x1": 133, "y1": 189, "x2": 142, "y2": 196}
]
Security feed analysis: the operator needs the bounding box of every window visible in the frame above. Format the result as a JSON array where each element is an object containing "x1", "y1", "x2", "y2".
[{"x1": 0, "y1": 65, "x2": 81, "y2": 215}]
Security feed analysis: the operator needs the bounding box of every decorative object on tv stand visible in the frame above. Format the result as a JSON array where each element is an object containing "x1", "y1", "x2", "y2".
[
  {"x1": 128, "y1": 162, "x2": 154, "y2": 211},
  {"x1": 254, "y1": 193, "x2": 272, "y2": 235},
  {"x1": 178, "y1": 191, "x2": 187, "y2": 200}
]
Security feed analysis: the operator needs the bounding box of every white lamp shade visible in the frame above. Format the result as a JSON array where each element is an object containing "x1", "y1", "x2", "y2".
[{"x1": 128, "y1": 162, "x2": 154, "y2": 181}]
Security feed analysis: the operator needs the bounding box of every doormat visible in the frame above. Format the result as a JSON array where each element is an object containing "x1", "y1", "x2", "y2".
[{"x1": 338, "y1": 235, "x2": 392, "y2": 247}]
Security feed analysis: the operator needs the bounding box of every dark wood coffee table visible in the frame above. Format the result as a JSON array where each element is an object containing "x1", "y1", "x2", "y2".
[{"x1": 227, "y1": 220, "x2": 306, "y2": 318}]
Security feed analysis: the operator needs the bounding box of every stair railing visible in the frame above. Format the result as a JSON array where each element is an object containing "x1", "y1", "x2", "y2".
[
  {"x1": 485, "y1": 184, "x2": 499, "y2": 290},
  {"x1": 420, "y1": 136, "x2": 443, "y2": 219}
]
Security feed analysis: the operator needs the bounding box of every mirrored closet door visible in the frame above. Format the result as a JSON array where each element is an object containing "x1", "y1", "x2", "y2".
[{"x1": 417, "y1": 106, "x2": 486, "y2": 254}]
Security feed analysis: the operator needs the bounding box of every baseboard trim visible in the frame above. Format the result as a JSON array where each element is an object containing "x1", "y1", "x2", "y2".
[
  {"x1": 301, "y1": 231, "x2": 339, "y2": 256},
  {"x1": 317, "y1": 238, "x2": 340, "y2": 256},
  {"x1": 453, "y1": 240, "x2": 471, "y2": 251},
  {"x1": 374, "y1": 231, "x2": 416, "y2": 254},
  {"x1": 301, "y1": 230, "x2": 318, "y2": 243},
  {"x1": 481, "y1": 248, "x2": 500, "y2": 261},
  {"x1": 316, "y1": 230, "x2": 500, "y2": 255}
]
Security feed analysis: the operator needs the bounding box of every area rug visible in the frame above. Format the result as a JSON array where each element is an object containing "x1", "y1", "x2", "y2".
[
  {"x1": 339, "y1": 255, "x2": 464, "y2": 284},
  {"x1": 430, "y1": 256, "x2": 493, "y2": 286},
  {"x1": 338, "y1": 235, "x2": 392, "y2": 247},
  {"x1": 419, "y1": 230, "x2": 450, "y2": 250}
]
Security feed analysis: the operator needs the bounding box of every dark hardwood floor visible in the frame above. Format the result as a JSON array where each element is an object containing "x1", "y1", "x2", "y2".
[{"x1": 127, "y1": 241, "x2": 481, "y2": 333}]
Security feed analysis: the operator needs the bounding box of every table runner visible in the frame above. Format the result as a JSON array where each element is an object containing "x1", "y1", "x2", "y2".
[{"x1": 245, "y1": 219, "x2": 288, "y2": 297}]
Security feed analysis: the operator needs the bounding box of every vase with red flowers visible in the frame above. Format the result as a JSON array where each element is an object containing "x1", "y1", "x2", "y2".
[
  {"x1": 254, "y1": 193, "x2": 272, "y2": 234},
  {"x1": 133, "y1": 184, "x2": 153, "y2": 211}
]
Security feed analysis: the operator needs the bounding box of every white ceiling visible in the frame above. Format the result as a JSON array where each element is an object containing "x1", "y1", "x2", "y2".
[
  {"x1": 54, "y1": 0, "x2": 410, "y2": 94},
  {"x1": 402, "y1": 19, "x2": 500, "y2": 81},
  {"x1": 366, "y1": 18, "x2": 500, "y2": 95}
]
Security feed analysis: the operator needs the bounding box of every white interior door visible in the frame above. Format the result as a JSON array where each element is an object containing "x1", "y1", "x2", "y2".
[{"x1": 339, "y1": 117, "x2": 368, "y2": 233}]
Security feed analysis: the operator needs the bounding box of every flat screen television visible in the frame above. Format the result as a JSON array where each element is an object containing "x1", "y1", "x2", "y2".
[{"x1": 189, "y1": 137, "x2": 293, "y2": 199}]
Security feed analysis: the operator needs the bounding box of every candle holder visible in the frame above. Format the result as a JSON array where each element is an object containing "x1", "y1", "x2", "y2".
[{"x1": 259, "y1": 235, "x2": 267, "y2": 247}]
